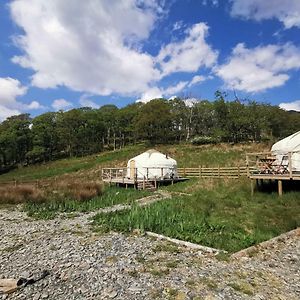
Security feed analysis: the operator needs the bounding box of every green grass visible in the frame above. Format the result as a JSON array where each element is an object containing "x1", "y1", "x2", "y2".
[
  {"x1": 24, "y1": 186, "x2": 150, "y2": 219},
  {"x1": 2, "y1": 142, "x2": 299, "y2": 253},
  {"x1": 92, "y1": 179, "x2": 300, "y2": 253},
  {"x1": 0, "y1": 144, "x2": 146, "y2": 182},
  {"x1": 157, "y1": 142, "x2": 268, "y2": 167},
  {"x1": 0, "y1": 142, "x2": 268, "y2": 182}
]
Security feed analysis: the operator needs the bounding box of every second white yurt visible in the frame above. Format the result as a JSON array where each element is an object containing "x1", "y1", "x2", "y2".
[
  {"x1": 126, "y1": 149, "x2": 178, "y2": 180},
  {"x1": 271, "y1": 131, "x2": 300, "y2": 172}
]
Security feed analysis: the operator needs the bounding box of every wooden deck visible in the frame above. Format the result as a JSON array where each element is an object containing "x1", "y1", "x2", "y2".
[
  {"x1": 246, "y1": 151, "x2": 300, "y2": 196},
  {"x1": 101, "y1": 167, "x2": 188, "y2": 190}
]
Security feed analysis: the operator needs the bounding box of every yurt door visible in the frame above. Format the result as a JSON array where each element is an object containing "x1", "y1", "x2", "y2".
[{"x1": 130, "y1": 160, "x2": 136, "y2": 179}]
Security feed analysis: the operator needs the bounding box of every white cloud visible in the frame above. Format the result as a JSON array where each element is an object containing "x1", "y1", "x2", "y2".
[
  {"x1": 0, "y1": 77, "x2": 37, "y2": 121},
  {"x1": 173, "y1": 21, "x2": 183, "y2": 31},
  {"x1": 137, "y1": 81, "x2": 189, "y2": 103},
  {"x1": 10, "y1": 0, "x2": 163, "y2": 96},
  {"x1": 79, "y1": 94, "x2": 99, "y2": 109},
  {"x1": 22, "y1": 101, "x2": 45, "y2": 110},
  {"x1": 164, "y1": 81, "x2": 188, "y2": 95},
  {"x1": 215, "y1": 43, "x2": 300, "y2": 93},
  {"x1": 136, "y1": 87, "x2": 163, "y2": 103},
  {"x1": 157, "y1": 23, "x2": 218, "y2": 77},
  {"x1": 279, "y1": 100, "x2": 300, "y2": 111},
  {"x1": 0, "y1": 105, "x2": 21, "y2": 121},
  {"x1": 230, "y1": 0, "x2": 300, "y2": 29},
  {"x1": 202, "y1": 0, "x2": 219, "y2": 6},
  {"x1": 188, "y1": 75, "x2": 206, "y2": 87},
  {"x1": 0, "y1": 77, "x2": 27, "y2": 105},
  {"x1": 51, "y1": 98, "x2": 73, "y2": 111}
]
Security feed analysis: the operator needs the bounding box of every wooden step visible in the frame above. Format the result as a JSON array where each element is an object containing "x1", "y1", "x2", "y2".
[{"x1": 137, "y1": 181, "x2": 156, "y2": 191}]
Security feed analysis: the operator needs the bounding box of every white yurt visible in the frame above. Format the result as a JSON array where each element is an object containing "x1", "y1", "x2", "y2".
[
  {"x1": 271, "y1": 131, "x2": 300, "y2": 172},
  {"x1": 126, "y1": 149, "x2": 178, "y2": 180}
]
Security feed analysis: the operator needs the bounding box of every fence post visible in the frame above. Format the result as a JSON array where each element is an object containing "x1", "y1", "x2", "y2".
[
  {"x1": 143, "y1": 176, "x2": 145, "y2": 190},
  {"x1": 246, "y1": 155, "x2": 250, "y2": 177},
  {"x1": 184, "y1": 167, "x2": 186, "y2": 177},
  {"x1": 218, "y1": 166, "x2": 220, "y2": 178},
  {"x1": 238, "y1": 165, "x2": 240, "y2": 178},
  {"x1": 199, "y1": 165, "x2": 201, "y2": 178},
  {"x1": 161, "y1": 167, "x2": 163, "y2": 178},
  {"x1": 147, "y1": 168, "x2": 149, "y2": 180}
]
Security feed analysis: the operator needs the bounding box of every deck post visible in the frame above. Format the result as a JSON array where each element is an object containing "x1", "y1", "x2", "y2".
[
  {"x1": 143, "y1": 176, "x2": 145, "y2": 190},
  {"x1": 161, "y1": 167, "x2": 163, "y2": 178},
  {"x1": 154, "y1": 177, "x2": 157, "y2": 189},
  {"x1": 288, "y1": 152, "x2": 292, "y2": 179},
  {"x1": 278, "y1": 180, "x2": 283, "y2": 196},
  {"x1": 250, "y1": 179, "x2": 255, "y2": 196},
  {"x1": 146, "y1": 168, "x2": 149, "y2": 180}
]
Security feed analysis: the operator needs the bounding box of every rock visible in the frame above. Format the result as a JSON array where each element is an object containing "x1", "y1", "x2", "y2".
[
  {"x1": 41, "y1": 293, "x2": 48, "y2": 299},
  {"x1": 0, "y1": 208, "x2": 299, "y2": 300}
]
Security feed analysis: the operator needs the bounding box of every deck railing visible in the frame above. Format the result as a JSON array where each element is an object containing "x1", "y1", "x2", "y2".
[
  {"x1": 246, "y1": 151, "x2": 300, "y2": 179},
  {"x1": 101, "y1": 166, "x2": 177, "y2": 181}
]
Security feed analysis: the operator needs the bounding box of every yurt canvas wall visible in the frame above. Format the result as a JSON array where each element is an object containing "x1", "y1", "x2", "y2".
[
  {"x1": 271, "y1": 131, "x2": 300, "y2": 172},
  {"x1": 126, "y1": 150, "x2": 178, "y2": 179}
]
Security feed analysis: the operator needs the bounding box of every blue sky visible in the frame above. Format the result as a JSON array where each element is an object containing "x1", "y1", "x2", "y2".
[{"x1": 1, "y1": 0, "x2": 300, "y2": 120}]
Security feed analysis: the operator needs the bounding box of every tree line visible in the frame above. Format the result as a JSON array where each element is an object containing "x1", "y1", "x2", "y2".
[{"x1": 0, "y1": 92, "x2": 299, "y2": 172}]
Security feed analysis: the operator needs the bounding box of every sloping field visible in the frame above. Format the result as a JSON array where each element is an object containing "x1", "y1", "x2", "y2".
[{"x1": 0, "y1": 142, "x2": 268, "y2": 182}]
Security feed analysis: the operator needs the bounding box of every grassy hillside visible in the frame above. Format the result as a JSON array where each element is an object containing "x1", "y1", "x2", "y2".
[
  {"x1": 1, "y1": 142, "x2": 299, "y2": 253},
  {"x1": 0, "y1": 142, "x2": 269, "y2": 182}
]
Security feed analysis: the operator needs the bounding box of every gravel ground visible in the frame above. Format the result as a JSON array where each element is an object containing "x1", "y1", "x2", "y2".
[{"x1": 0, "y1": 208, "x2": 299, "y2": 300}]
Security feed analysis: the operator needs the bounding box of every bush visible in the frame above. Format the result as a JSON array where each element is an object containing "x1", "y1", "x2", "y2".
[
  {"x1": 53, "y1": 180, "x2": 104, "y2": 201},
  {"x1": 0, "y1": 180, "x2": 104, "y2": 205},
  {"x1": 0, "y1": 185, "x2": 45, "y2": 205},
  {"x1": 191, "y1": 136, "x2": 220, "y2": 145}
]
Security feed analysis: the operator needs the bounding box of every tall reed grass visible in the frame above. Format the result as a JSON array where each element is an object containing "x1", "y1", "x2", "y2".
[{"x1": 93, "y1": 180, "x2": 300, "y2": 253}]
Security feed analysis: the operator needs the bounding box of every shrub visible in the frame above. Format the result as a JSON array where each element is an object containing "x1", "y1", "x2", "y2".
[
  {"x1": 0, "y1": 185, "x2": 45, "y2": 205},
  {"x1": 191, "y1": 136, "x2": 220, "y2": 145},
  {"x1": 53, "y1": 180, "x2": 103, "y2": 201}
]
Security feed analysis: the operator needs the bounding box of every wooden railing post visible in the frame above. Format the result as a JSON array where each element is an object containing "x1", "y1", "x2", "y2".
[
  {"x1": 246, "y1": 155, "x2": 250, "y2": 177},
  {"x1": 288, "y1": 152, "x2": 292, "y2": 179},
  {"x1": 218, "y1": 165, "x2": 220, "y2": 178}
]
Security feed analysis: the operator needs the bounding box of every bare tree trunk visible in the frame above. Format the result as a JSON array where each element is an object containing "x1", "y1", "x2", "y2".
[{"x1": 113, "y1": 132, "x2": 116, "y2": 151}]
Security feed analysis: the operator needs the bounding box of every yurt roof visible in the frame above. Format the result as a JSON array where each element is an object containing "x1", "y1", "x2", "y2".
[
  {"x1": 128, "y1": 149, "x2": 176, "y2": 165},
  {"x1": 271, "y1": 131, "x2": 300, "y2": 154}
]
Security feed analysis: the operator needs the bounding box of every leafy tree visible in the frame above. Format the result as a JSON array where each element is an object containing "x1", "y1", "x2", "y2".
[{"x1": 134, "y1": 99, "x2": 174, "y2": 144}]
